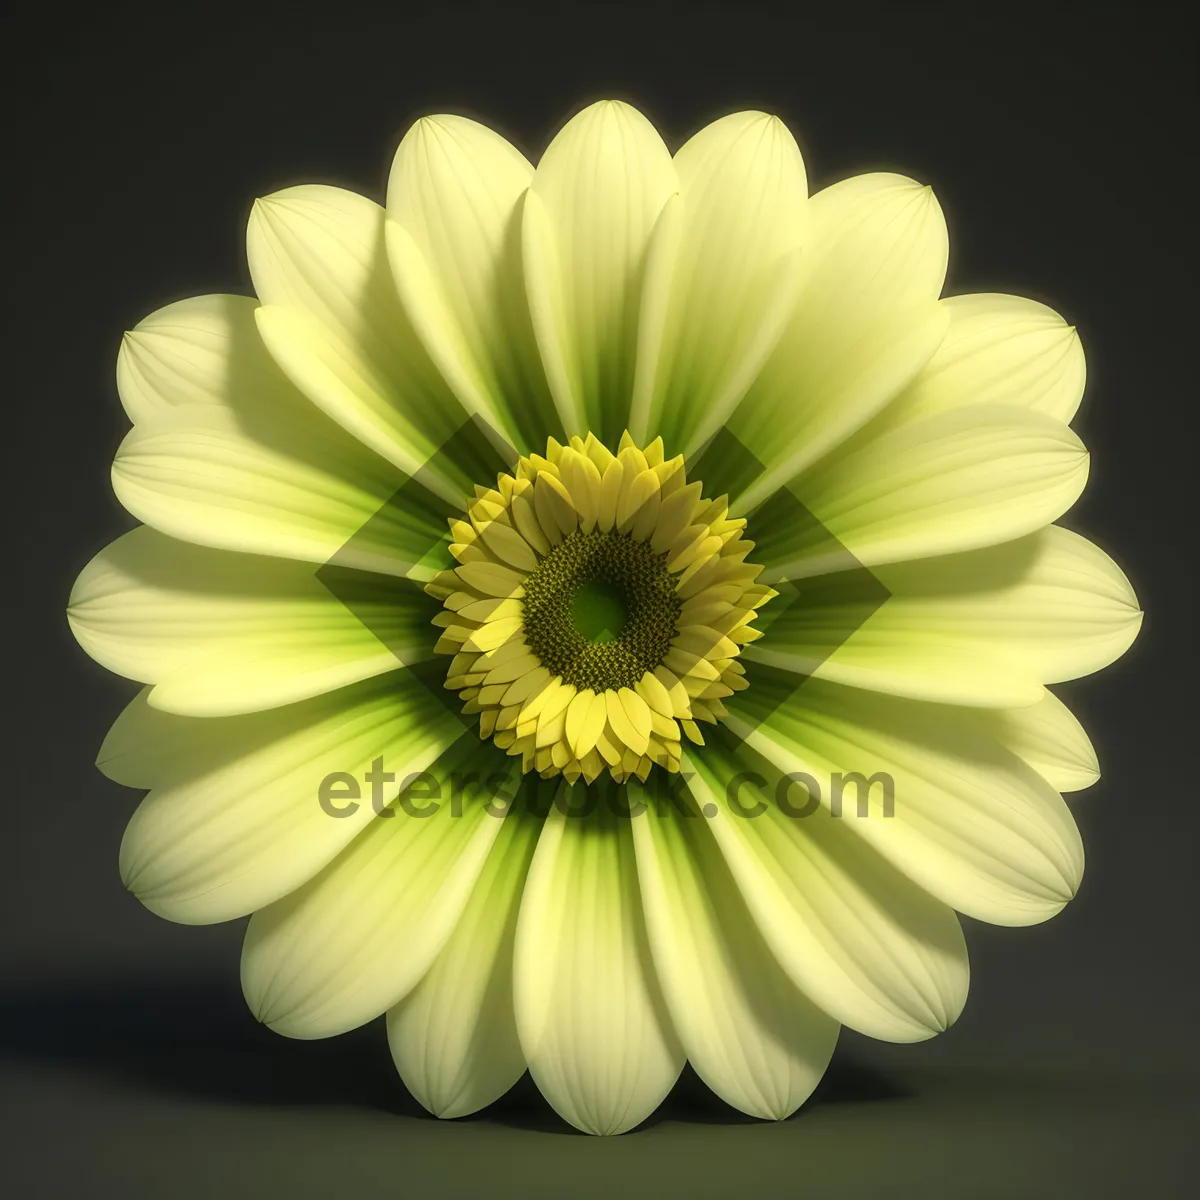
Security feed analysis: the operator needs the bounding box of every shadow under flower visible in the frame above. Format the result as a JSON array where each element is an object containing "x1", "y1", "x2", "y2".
[{"x1": 0, "y1": 969, "x2": 912, "y2": 1133}]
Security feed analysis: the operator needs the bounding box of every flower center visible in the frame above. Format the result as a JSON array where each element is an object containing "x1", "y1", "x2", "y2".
[
  {"x1": 523, "y1": 529, "x2": 680, "y2": 692},
  {"x1": 569, "y1": 578, "x2": 626, "y2": 643},
  {"x1": 425, "y1": 432, "x2": 774, "y2": 785}
]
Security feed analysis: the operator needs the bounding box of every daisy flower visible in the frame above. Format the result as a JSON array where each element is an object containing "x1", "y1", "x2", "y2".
[{"x1": 68, "y1": 101, "x2": 1141, "y2": 1134}]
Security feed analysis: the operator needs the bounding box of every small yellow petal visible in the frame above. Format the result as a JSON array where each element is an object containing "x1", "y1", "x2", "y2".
[
  {"x1": 534, "y1": 471, "x2": 578, "y2": 542},
  {"x1": 565, "y1": 688, "x2": 596, "y2": 754},
  {"x1": 595, "y1": 726, "x2": 623, "y2": 765},
  {"x1": 477, "y1": 683, "x2": 509, "y2": 706},
  {"x1": 574, "y1": 690, "x2": 609, "y2": 758},
  {"x1": 450, "y1": 542, "x2": 490, "y2": 564},
  {"x1": 598, "y1": 458, "x2": 624, "y2": 532},
  {"x1": 617, "y1": 444, "x2": 649, "y2": 476},
  {"x1": 649, "y1": 709, "x2": 680, "y2": 740},
  {"x1": 650, "y1": 481, "x2": 703, "y2": 553},
  {"x1": 653, "y1": 665, "x2": 693, "y2": 718},
  {"x1": 510, "y1": 491, "x2": 552, "y2": 556},
  {"x1": 520, "y1": 676, "x2": 574, "y2": 725},
  {"x1": 581, "y1": 748, "x2": 605, "y2": 782},
  {"x1": 677, "y1": 597, "x2": 734, "y2": 627},
  {"x1": 496, "y1": 703, "x2": 523, "y2": 731},
  {"x1": 502, "y1": 664, "x2": 553, "y2": 707},
  {"x1": 536, "y1": 703, "x2": 569, "y2": 748},
  {"x1": 584, "y1": 433, "x2": 615, "y2": 472},
  {"x1": 483, "y1": 648, "x2": 540, "y2": 684},
  {"x1": 478, "y1": 522, "x2": 540, "y2": 572},
  {"x1": 559, "y1": 447, "x2": 603, "y2": 530},
  {"x1": 671, "y1": 534, "x2": 723, "y2": 576},
  {"x1": 617, "y1": 468, "x2": 659, "y2": 534},
  {"x1": 434, "y1": 629, "x2": 472, "y2": 653},
  {"x1": 618, "y1": 686, "x2": 653, "y2": 741},
  {"x1": 455, "y1": 561, "x2": 527, "y2": 598},
  {"x1": 457, "y1": 596, "x2": 524, "y2": 622},
  {"x1": 635, "y1": 670, "x2": 674, "y2": 717},
  {"x1": 674, "y1": 626, "x2": 739, "y2": 661},
  {"x1": 606, "y1": 688, "x2": 649, "y2": 756},
  {"x1": 464, "y1": 615, "x2": 524, "y2": 653}
]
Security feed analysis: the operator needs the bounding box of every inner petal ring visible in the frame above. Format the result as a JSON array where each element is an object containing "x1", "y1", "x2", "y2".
[{"x1": 426, "y1": 433, "x2": 774, "y2": 785}]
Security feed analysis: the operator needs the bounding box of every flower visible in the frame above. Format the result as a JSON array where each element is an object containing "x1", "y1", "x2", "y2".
[{"x1": 68, "y1": 101, "x2": 1141, "y2": 1135}]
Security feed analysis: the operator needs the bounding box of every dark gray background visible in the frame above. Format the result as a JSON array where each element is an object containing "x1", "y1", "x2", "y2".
[{"x1": 4, "y1": 2, "x2": 1196, "y2": 1196}]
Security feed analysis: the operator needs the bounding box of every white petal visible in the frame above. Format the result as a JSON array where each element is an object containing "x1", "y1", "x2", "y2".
[
  {"x1": 687, "y1": 735, "x2": 969, "y2": 1042},
  {"x1": 111, "y1": 403, "x2": 447, "y2": 574},
  {"x1": 967, "y1": 689, "x2": 1100, "y2": 794},
  {"x1": 886, "y1": 293, "x2": 1086, "y2": 427},
  {"x1": 751, "y1": 526, "x2": 1142, "y2": 705},
  {"x1": 108, "y1": 675, "x2": 462, "y2": 924},
  {"x1": 514, "y1": 797, "x2": 683, "y2": 1133},
  {"x1": 724, "y1": 175, "x2": 951, "y2": 511},
  {"x1": 724, "y1": 679, "x2": 1085, "y2": 927},
  {"x1": 633, "y1": 112, "x2": 808, "y2": 452},
  {"x1": 241, "y1": 741, "x2": 515, "y2": 1038},
  {"x1": 116, "y1": 293, "x2": 282, "y2": 424},
  {"x1": 247, "y1": 184, "x2": 475, "y2": 497},
  {"x1": 68, "y1": 526, "x2": 436, "y2": 715},
  {"x1": 386, "y1": 115, "x2": 558, "y2": 449},
  {"x1": 112, "y1": 292, "x2": 455, "y2": 559},
  {"x1": 761, "y1": 405, "x2": 1089, "y2": 575},
  {"x1": 631, "y1": 796, "x2": 838, "y2": 1120},
  {"x1": 524, "y1": 101, "x2": 676, "y2": 443},
  {"x1": 387, "y1": 807, "x2": 540, "y2": 1117}
]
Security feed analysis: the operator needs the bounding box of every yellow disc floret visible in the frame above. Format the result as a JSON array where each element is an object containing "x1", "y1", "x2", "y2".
[{"x1": 426, "y1": 432, "x2": 775, "y2": 783}]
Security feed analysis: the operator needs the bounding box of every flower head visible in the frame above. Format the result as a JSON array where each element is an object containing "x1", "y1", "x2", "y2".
[
  {"x1": 432, "y1": 431, "x2": 770, "y2": 783},
  {"x1": 68, "y1": 101, "x2": 1141, "y2": 1134}
]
